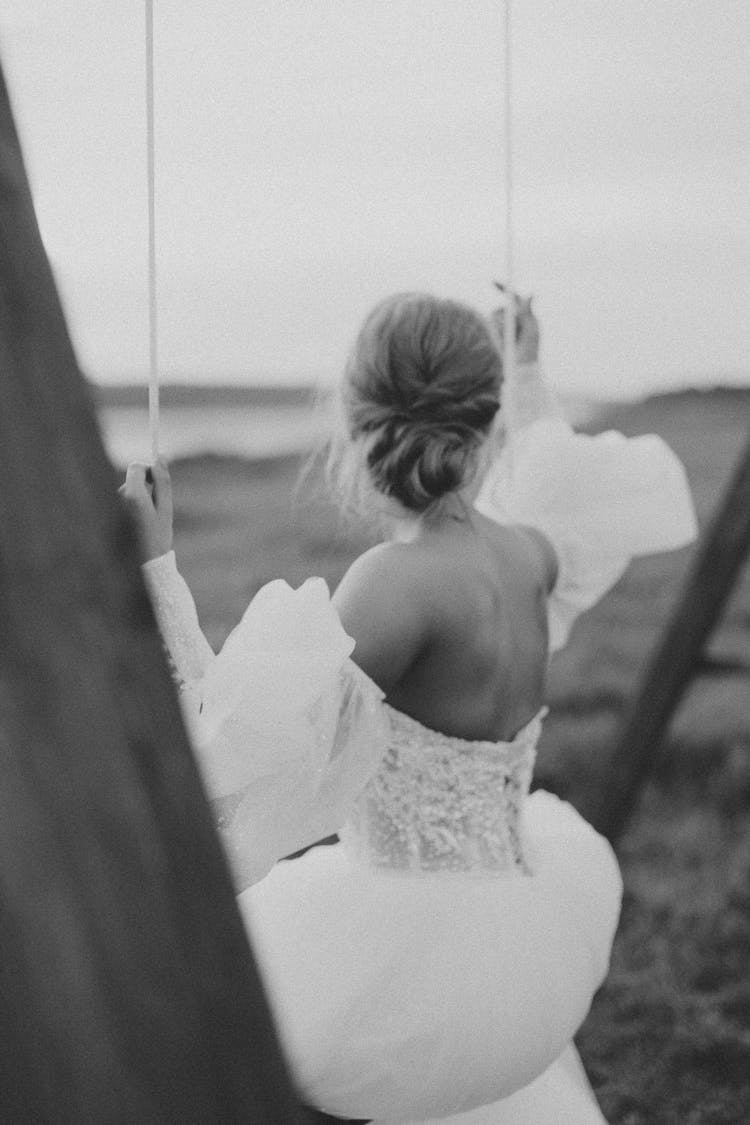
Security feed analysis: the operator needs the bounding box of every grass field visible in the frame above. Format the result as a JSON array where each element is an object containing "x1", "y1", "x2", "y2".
[{"x1": 166, "y1": 387, "x2": 750, "y2": 1124}]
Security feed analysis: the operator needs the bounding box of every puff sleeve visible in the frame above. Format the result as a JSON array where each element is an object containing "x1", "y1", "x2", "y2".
[
  {"x1": 476, "y1": 400, "x2": 697, "y2": 652},
  {"x1": 143, "y1": 552, "x2": 387, "y2": 889}
]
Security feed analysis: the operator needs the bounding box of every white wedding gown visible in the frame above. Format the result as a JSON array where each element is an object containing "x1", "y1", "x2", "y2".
[{"x1": 144, "y1": 410, "x2": 696, "y2": 1123}]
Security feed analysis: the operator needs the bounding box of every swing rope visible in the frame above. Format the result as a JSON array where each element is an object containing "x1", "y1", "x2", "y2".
[
  {"x1": 145, "y1": 0, "x2": 160, "y2": 463},
  {"x1": 503, "y1": 0, "x2": 516, "y2": 390}
]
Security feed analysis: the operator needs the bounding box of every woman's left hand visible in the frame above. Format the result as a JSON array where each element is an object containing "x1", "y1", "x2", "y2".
[{"x1": 119, "y1": 458, "x2": 174, "y2": 561}]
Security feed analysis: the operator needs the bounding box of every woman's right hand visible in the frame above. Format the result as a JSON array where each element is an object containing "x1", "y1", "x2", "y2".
[
  {"x1": 514, "y1": 295, "x2": 539, "y2": 365},
  {"x1": 492, "y1": 287, "x2": 540, "y2": 365},
  {"x1": 119, "y1": 458, "x2": 174, "y2": 561}
]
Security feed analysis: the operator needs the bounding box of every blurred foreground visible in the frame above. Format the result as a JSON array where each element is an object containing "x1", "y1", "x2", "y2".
[{"x1": 163, "y1": 387, "x2": 750, "y2": 1125}]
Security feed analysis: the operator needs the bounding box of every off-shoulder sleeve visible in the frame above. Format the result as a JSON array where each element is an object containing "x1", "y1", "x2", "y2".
[
  {"x1": 475, "y1": 416, "x2": 698, "y2": 652},
  {"x1": 216, "y1": 659, "x2": 387, "y2": 890},
  {"x1": 142, "y1": 553, "x2": 388, "y2": 888}
]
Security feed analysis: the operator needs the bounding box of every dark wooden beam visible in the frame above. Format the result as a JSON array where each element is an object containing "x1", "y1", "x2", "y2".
[
  {"x1": 591, "y1": 433, "x2": 750, "y2": 844},
  {"x1": 0, "y1": 58, "x2": 311, "y2": 1124}
]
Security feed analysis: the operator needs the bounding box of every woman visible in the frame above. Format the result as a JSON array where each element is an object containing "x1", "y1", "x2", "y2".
[{"x1": 123, "y1": 293, "x2": 696, "y2": 1123}]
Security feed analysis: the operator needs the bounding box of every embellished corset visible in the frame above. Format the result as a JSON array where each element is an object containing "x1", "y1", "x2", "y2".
[{"x1": 339, "y1": 705, "x2": 545, "y2": 876}]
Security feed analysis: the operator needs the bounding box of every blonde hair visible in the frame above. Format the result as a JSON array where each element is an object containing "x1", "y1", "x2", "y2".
[{"x1": 330, "y1": 293, "x2": 502, "y2": 516}]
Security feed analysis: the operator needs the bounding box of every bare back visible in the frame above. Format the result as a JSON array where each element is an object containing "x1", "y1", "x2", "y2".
[{"x1": 333, "y1": 510, "x2": 556, "y2": 743}]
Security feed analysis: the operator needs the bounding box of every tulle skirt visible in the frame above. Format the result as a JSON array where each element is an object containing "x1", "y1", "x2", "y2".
[
  {"x1": 392, "y1": 1044, "x2": 606, "y2": 1124},
  {"x1": 240, "y1": 791, "x2": 621, "y2": 1122}
]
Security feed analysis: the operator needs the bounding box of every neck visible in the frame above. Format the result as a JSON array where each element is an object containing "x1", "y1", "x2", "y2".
[{"x1": 388, "y1": 486, "x2": 479, "y2": 542}]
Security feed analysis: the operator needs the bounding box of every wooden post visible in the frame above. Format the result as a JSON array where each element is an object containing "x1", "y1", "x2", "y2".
[
  {"x1": 591, "y1": 433, "x2": 750, "y2": 844},
  {"x1": 0, "y1": 61, "x2": 312, "y2": 1123}
]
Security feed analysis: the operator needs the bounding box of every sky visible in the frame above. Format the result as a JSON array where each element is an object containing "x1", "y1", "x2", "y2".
[{"x1": 1, "y1": 1, "x2": 749, "y2": 399}]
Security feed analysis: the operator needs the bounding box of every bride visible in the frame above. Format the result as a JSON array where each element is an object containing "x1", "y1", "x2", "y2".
[{"x1": 123, "y1": 292, "x2": 696, "y2": 1123}]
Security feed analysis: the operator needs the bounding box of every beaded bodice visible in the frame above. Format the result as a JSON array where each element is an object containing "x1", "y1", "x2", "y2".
[{"x1": 340, "y1": 704, "x2": 544, "y2": 876}]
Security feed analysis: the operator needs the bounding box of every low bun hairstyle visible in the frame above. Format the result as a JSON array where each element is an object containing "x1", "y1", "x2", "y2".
[{"x1": 336, "y1": 293, "x2": 502, "y2": 514}]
